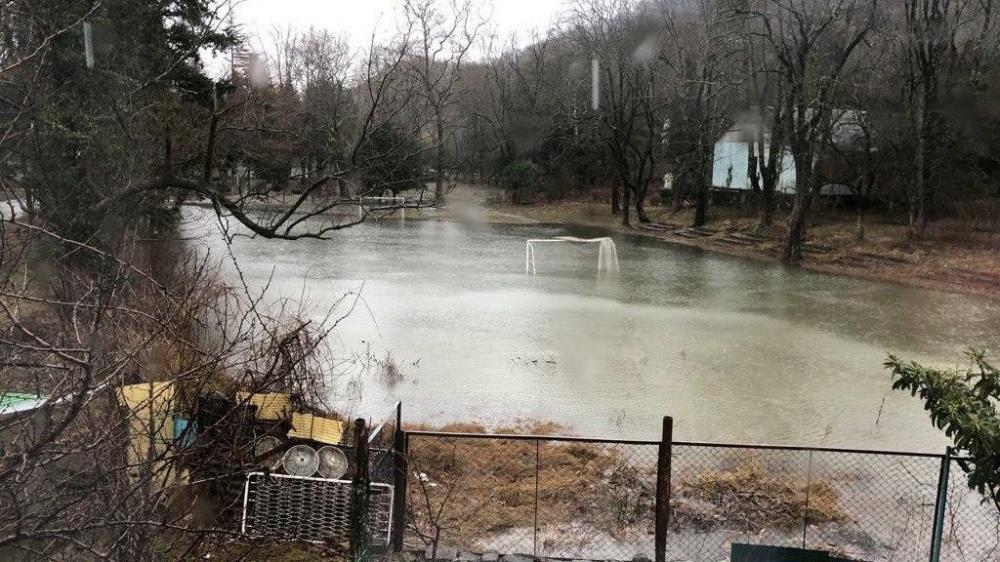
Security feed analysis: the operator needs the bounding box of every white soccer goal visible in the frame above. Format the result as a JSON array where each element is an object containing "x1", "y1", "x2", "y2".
[{"x1": 524, "y1": 236, "x2": 620, "y2": 275}]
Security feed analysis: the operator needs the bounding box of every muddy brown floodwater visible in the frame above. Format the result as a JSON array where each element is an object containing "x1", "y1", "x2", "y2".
[{"x1": 181, "y1": 206, "x2": 1000, "y2": 452}]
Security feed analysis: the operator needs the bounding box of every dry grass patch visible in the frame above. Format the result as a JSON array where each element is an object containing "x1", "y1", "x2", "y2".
[
  {"x1": 673, "y1": 453, "x2": 846, "y2": 532},
  {"x1": 406, "y1": 425, "x2": 848, "y2": 550},
  {"x1": 406, "y1": 422, "x2": 655, "y2": 548}
]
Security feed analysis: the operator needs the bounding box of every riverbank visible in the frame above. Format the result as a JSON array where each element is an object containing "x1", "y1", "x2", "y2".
[{"x1": 417, "y1": 184, "x2": 1000, "y2": 299}]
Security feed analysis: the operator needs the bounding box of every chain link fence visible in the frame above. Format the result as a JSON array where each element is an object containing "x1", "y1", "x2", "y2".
[
  {"x1": 940, "y1": 458, "x2": 1000, "y2": 561},
  {"x1": 403, "y1": 432, "x2": 999, "y2": 562},
  {"x1": 404, "y1": 433, "x2": 659, "y2": 559}
]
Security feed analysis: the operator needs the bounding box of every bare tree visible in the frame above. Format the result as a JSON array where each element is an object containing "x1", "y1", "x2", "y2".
[
  {"x1": 903, "y1": 0, "x2": 999, "y2": 239},
  {"x1": 573, "y1": 0, "x2": 663, "y2": 226},
  {"x1": 735, "y1": 1, "x2": 788, "y2": 228},
  {"x1": 659, "y1": 0, "x2": 740, "y2": 228},
  {"x1": 0, "y1": 3, "x2": 415, "y2": 558},
  {"x1": 403, "y1": 0, "x2": 485, "y2": 205},
  {"x1": 749, "y1": 0, "x2": 878, "y2": 261}
]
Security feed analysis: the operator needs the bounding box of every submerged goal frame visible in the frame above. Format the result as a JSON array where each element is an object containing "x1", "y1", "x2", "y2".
[{"x1": 524, "y1": 236, "x2": 620, "y2": 275}]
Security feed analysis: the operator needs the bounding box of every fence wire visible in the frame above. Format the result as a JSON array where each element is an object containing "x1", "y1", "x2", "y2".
[
  {"x1": 941, "y1": 459, "x2": 1000, "y2": 562},
  {"x1": 667, "y1": 445, "x2": 941, "y2": 561},
  {"x1": 404, "y1": 434, "x2": 658, "y2": 559},
  {"x1": 404, "y1": 433, "x2": 1000, "y2": 562}
]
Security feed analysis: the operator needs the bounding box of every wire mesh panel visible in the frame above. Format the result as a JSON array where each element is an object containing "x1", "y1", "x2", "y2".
[
  {"x1": 802, "y1": 451, "x2": 939, "y2": 560},
  {"x1": 535, "y1": 441, "x2": 658, "y2": 560},
  {"x1": 405, "y1": 433, "x2": 1000, "y2": 561},
  {"x1": 405, "y1": 434, "x2": 659, "y2": 559},
  {"x1": 241, "y1": 472, "x2": 393, "y2": 546},
  {"x1": 668, "y1": 445, "x2": 812, "y2": 560},
  {"x1": 939, "y1": 459, "x2": 1000, "y2": 561},
  {"x1": 405, "y1": 434, "x2": 538, "y2": 555}
]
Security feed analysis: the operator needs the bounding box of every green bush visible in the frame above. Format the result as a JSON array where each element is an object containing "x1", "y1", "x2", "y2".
[
  {"x1": 886, "y1": 349, "x2": 1000, "y2": 507},
  {"x1": 502, "y1": 160, "x2": 544, "y2": 204}
]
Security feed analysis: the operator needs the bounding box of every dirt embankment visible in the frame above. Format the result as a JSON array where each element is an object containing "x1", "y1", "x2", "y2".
[{"x1": 456, "y1": 187, "x2": 1000, "y2": 299}]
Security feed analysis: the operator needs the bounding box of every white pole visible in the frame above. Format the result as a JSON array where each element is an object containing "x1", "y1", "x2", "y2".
[{"x1": 83, "y1": 22, "x2": 95, "y2": 69}]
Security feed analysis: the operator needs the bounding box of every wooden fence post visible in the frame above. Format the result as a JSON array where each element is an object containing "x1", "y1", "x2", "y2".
[
  {"x1": 654, "y1": 416, "x2": 673, "y2": 562},
  {"x1": 350, "y1": 418, "x2": 370, "y2": 562}
]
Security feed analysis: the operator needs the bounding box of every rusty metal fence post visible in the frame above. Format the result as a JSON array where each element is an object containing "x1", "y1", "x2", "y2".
[
  {"x1": 350, "y1": 418, "x2": 370, "y2": 562},
  {"x1": 391, "y1": 403, "x2": 408, "y2": 552},
  {"x1": 801, "y1": 449, "x2": 815, "y2": 548},
  {"x1": 655, "y1": 416, "x2": 673, "y2": 562},
  {"x1": 533, "y1": 439, "x2": 540, "y2": 557}
]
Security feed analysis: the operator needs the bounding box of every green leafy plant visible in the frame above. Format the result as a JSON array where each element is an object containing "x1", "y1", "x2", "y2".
[
  {"x1": 502, "y1": 160, "x2": 544, "y2": 204},
  {"x1": 886, "y1": 350, "x2": 1000, "y2": 507}
]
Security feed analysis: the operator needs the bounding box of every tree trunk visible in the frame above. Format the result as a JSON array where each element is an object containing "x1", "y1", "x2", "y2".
[
  {"x1": 435, "y1": 113, "x2": 445, "y2": 204},
  {"x1": 635, "y1": 180, "x2": 650, "y2": 223},
  {"x1": 671, "y1": 168, "x2": 684, "y2": 211},
  {"x1": 693, "y1": 188, "x2": 707, "y2": 227},
  {"x1": 784, "y1": 199, "x2": 807, "y2": 261},
  {"x1": 621, "y1": 184, "x2": 631, "y2": 227},
  {"x1": 747, "y1": 141, "x2": 761, "y2": 218},
  {"x1": 783, "y1": 151, "x2": 813, "y2": 262},
  {"x1": 611, "y1": 180, "x2": 621, "y2": 215},
  {"x1": 910, "y1": 87, "x2": 933, "y2": 240},
  {"x1": 692, "y1": 154, "x2": 711, "y2": 227},
  {"x1": 758, "y1": 138, "x2": 777, "y2": 228},
  {"x1": 760, "y1": 181, "x2": 775, "y2": 227}
]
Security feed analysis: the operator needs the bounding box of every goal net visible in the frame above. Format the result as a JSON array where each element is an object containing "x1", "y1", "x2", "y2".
[{"x1": 525, "y1": 237, "x2": 620, "y2": 275}]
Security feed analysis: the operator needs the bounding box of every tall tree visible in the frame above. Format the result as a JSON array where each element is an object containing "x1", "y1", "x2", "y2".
[
  {"x1": 751, "y1": 0, "x2": 878, "y2": 261},
  {"x1": 903, "y1": 0, "x2": 999, "y2": 239},
  {"x1": 659, "y1": 0, "x2": 739, "y2": 228},
  {"x1": 403, "y1": 0, "x2": 483, "y2": 205},
  {"x1": 573, "y1": 0, "x2": 662, "y2": 226}
]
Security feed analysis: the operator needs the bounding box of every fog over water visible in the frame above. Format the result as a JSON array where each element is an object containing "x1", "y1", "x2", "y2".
[{"x1": 181, "y1": 207, "x2": 1000, "y2": 452}]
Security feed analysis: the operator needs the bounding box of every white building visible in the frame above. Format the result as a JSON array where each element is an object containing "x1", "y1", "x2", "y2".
[
  {"x1": 712, "y1": 131, "x2": 796, "y2": 193},
  {"x1": 710, "y1": 109, "x2": 868, "y2": 195}
]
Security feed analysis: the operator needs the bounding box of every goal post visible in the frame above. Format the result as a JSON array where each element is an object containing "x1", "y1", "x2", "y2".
[{"x1": 524, "y1": 236, "x2": 620, "y2": 275}]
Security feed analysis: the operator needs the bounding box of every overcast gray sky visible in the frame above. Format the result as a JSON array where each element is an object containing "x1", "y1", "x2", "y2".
[{"x1": 209, "y1": 0, "x2": 570, "y2": 77}]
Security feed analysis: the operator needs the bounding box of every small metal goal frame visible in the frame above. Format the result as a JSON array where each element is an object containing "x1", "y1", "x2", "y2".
[{"x1": 524, "y1": 236, "x2": 620, "y2": 275}]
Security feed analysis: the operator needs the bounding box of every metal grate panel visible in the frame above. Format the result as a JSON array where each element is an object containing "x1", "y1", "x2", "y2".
[{"x1": 241, "y1": 472, "x2": 394, "y2": 546}]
